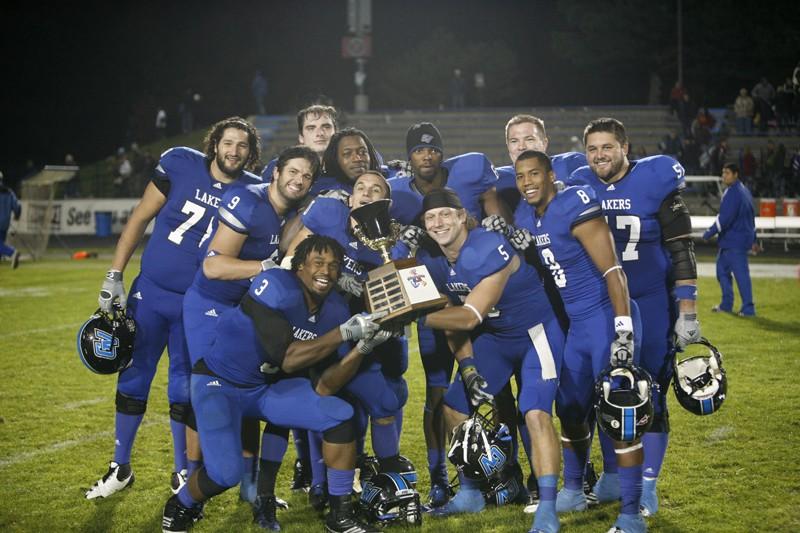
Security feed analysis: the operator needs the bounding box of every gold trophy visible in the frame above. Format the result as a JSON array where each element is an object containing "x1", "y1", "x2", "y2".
[{"x1": 350, "y1": 199, "x2": 448, "y2": 325}]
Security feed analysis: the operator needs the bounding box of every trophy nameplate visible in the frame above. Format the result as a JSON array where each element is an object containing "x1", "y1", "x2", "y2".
[{"x1": 350, "y1": 199, "x2": 448, "y2": 325}]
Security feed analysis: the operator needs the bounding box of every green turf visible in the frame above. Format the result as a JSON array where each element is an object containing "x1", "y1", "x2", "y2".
[{"x1": 1, "y1": 258, "x2": 799, "y2": 532}]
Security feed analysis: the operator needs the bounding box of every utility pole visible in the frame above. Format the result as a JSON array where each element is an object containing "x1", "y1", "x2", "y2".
[{"x1": 344, "y1": 0, "x2": 372, "y2": 113}]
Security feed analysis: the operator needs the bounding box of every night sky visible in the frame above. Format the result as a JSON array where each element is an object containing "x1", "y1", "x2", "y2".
[{"x1": 2, "y1": 0, "x2": 797, "y2": 180}]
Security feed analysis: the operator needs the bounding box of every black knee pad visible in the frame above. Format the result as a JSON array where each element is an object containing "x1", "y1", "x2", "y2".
[
  {"x1": 197, "y1": 467, "x2": 229, "y2": 498},
  {"x1": 323, "y1": 419, "x2": 355, "y2": 444},
  {"x1": 115, "y1": 391, "x2": 147, "y2": 415},
  {"x1": 649, "y1": 410, "x2": 670, "y2": 433},
  {"x1": 169, "y1": 403, "x2": 196, "y2": 431},
  {"x1": 263, "y1": 423, "x2": 290, "y2": 440}
]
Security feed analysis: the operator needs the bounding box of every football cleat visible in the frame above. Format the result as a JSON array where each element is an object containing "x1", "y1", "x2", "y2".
[
  {"x1": 171, "y1": 469, "x2": 188, "y2": 495},
  {"x1": 555, "y1": 487, "x2": 587, "y2": 513},
  {"x1": 591, "y1": 472, "x2": 621, "y2": 503},
  {"x1": 309, "y1": 483, "x2": 329, "y2": 513},
  {"x1": 529, "y1": 504, "x2": 560, "y2": 533},
  {"x1": 429, "y1": 487, "x2": 485, "y2": 516},
  {"x1": 325, "y1": 494, "x2": 381, "y2": 533},
  {"x1": 253, "y1": 494, "x2": 281, "y2": 531},
  {"x1": 606, "y1": 512, "x2": 647, "y2": 533},
  {"x1": 639, "y1": 477, "x2": 658, "y2": 517},
  {"x1": 426, "y1": 482, "x2": 453, "y2": 509},
  {"x1": 523, "y1": 474, "x2": 540, "y2": 514},
  {"x1": 85, "y1": 461, "x2": 135, "y2": 499},
  {"x1": 162, "y1": 494, "x2": 201, "y2": 533},
  {"x1": 584, "y1": 461, "x2": 599, "y2": 505},
  {"x1": 290, "y1": 458, "x2": 311, "y2": 492}
]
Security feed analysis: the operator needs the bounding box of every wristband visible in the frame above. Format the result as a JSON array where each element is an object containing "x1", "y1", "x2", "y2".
[
  {"x1": 614, "y1": 316, "x2": 633, "y2": 332},
  {"x1": 463, "y1": 303, "x2": 483, "y2": 325},
  {"x1": 458, "y1": 356, "x2": 476, "y2": 371},
  {"x1": 106, "y1": 269, "x2": 123, "y2": 281},
  {"x1": 602, "y1": 265, "x2": 622, "y2": 278},
  {"x1": 674, "y1": 285, "x2": 697, "y2": 301}
]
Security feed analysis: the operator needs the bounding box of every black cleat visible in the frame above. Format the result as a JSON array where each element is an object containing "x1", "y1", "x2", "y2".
[
  {"x1": 290, "y1": 458, "x2": 311, "y2": 492},
  {"x1": 309, "y1": 483, "x2": 329, "y2": 514},
  {"x1": 253, "y1": 494, "x2": 281, "y2": 531},
  {"x1": 325, "y1": 494, "x2": 382, "y2": 533},
  {"x1": 584, "y1": 461, "x2": 599, "y2": 506},
  {"x1": 162, "y1": 494, "x2": 200, "y2": 533}
]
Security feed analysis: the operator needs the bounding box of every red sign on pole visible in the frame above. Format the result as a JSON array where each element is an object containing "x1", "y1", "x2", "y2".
[{"x1": 342, "y1": 35, "x2": 372, "y2": 58}]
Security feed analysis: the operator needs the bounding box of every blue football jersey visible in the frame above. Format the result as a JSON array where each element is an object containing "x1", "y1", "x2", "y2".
[
  {"x1": 301, "y1": 197, "x2": 409, "y2": 281},
  {"x1": 387, "y1": 152, "x2": 498, "y2": 225},
  {"x1": 417, "y1": 228, "x2": 553, "y2": 334},
  {"x1": 190, "y1": 181, "x2": 286, "y2": 304},
  {"x1": 496, "y1": 152, "x2": 588, "y2": 222},
  {"x1": 139, "y1": 147, "x2": 260, "y2": 293},
  {"x1": 567, "y1": 156, "x2": 685, "y2": 298},
  {"x1": 206, "y1": 268, "x2": 350, "y2": 386},
  {"x1": 520, "y1": 185, "x2": 608, "y2": 320}
]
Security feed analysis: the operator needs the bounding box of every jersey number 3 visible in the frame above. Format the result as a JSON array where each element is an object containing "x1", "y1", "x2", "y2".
[{"x1": 541, "y1": 248, "x2": 567, "y2": 288}]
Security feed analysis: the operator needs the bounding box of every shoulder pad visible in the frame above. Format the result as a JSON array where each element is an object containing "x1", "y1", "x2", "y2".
[
  {"x1": 249, "y1": 269, "x2": 303, "y2": 310},
  {"x1": 156, "y1": 146, "x2": 205, "y2": 179},
  {"x1": 551, "y1": 152, "x2": 588, "y2": 180},
  {"x1": 459, "y1": 229, "x2": 512, "y2": 282},
  {"x1": 217, "y1": 183, "x2": 263, "y2": 233},
  {"x1": 557, "y1": 185, "x2": 602, "y2": 224},
  {"x1": 565, "y1": 164, "x2": 593, "y2": 186},
  {"x1": 301, "y1": 196, "x2": 349, "y2": 233},
  {"x1": 635, "y1": 155, "x2": 685, "y2": 197}
]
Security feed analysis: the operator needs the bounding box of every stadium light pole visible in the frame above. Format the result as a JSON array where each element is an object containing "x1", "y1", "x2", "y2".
[{"x1": 677, "y1": 0, "x2": 683, "y2": 86}]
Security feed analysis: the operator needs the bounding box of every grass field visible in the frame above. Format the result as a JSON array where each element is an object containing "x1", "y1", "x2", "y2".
[{"x1": 1, "y1": 257, "x2": 799, "y2": 532}]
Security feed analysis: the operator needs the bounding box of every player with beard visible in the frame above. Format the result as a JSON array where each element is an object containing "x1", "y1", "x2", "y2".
[
  {"x1": 387, "y1": 123, "x2": 509, "y2": 509},
  {"x1": 282, "y1": 171, "x2": 412, "y2": 512},
  {"x1": 181, "y1": 145, "x2": 319, "y2": 502},
  {"x1": 567, "y1": 118, "x2": 700, "y2": 519},
  {"x1": 162, "y1": 235, "x2": 388, "y2": 533},
  {"x1": 85, "y1": 117, "x2": 263, "y2": 500},
  {"x1": 511, "y1": 150, "x2": 645, "y2": 533},
  {"x1": 261, "y1": 105, "x2": 338, "y2": 181}
]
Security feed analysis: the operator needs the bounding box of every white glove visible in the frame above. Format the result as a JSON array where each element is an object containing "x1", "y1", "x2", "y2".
[
  {"x1": 481, "y1": 215, "x2": 511, "y2": 237},
  {"x1": 398, "y1": 225, "x2": 424, "y2": 251},
  {"x1": 610, "y1": 329, "x2": 634, "y2": 368},
  {"x1": 98, "y1": 270, "x2": 126, "y2": 312},
  {"x1": 261, "y1": 258, "x2": 279, "y2": 271},
  {"x1": 339, "y1": 312, "x2": 384, "y2": 341},
  {"x1": 462, "y1": 367, "x2": 494, "y2": 407},
  {"x1": 356, "y1": 330, "x2": 393, "y2": 354},
  {"x1": 337, "y1": 273, "x2": 364, "y2": 298},
  {"x1": 508, "y1": 227, "x2": 533, "y2": 252},
  {"x1": 673, "y1": 312, "x2": 700, "y2": 350}
]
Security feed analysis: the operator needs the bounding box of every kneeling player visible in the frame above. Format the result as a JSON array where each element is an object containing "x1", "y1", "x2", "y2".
[
  {"x1": 162, "y1": 236, "x2": 387, "y2": 533},
  {"x1": 513, "y1": 150, "x2": 646, "y2": 533},
  {"x1": 415, "y1": 189, "x2": 564, "y2": 533}
]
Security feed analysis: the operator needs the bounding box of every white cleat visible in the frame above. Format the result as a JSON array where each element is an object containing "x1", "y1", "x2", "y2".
[
  {"x1": 170, "y1": 469, "x2": 188, "y2": 495},
  {"x1": 85, "y1": 461, "x2": 134, "y2": 499}
]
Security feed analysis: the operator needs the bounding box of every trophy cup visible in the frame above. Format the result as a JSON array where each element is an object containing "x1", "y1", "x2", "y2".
[{"x1": 350, "y1": 199, "x2": 448, "y2": 325}]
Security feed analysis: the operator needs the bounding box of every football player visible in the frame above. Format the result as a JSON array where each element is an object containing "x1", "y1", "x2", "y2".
[
  {"x1": 85, "y1": 117, "x2": 262, "y2": 499},
  {"x1": 512, "y1": 150, "x2": 645, "y2": 533},
  {"x1": 162, "y1": 235, "x2": 387, "y2": 533},
  {"x1": 567, "y1": 118, "x2": 700, "y2": 516},
  {"x1": 182, "y1": 144, "x2": 319, "y2": 500},
  {"x1": 261, "y1": 105, "x2": 338, "y2": 181},
  {"x1": 387, "y1": 123, "x2": 508, "y2": 508},
  {"x1": 413, "y1": 189, "x2": 564, "y2": 533},
  {"x1": 282, "y1": 171, "x2": 411, "y2": 510}
]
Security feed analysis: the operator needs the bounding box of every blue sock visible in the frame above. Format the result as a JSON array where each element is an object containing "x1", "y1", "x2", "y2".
[
  {"x1": 642, "y1": 432, "x2": 668, "y2": 478},
  {"x1": 371, "y1": 421, "x2": 399, "y2": 459},
  {"x1": 599, "y1": 431, "x2": 618, "y2": 474},
  {"x1": 309, "y1": 431, "x2": 326, "y2": 486},
  {"x1": 618, "y1": 464, "x2": 643, "y2": 515},
  {"x1": 427, "y1": 448, "x2": 446, "y2": 484},
  {"x1": 261, "y1": 430, "x2": 289, "y2": 463},
  {"x1": 394, "y1": 408, "x2": 404, "y2": 439},
  {"x1": 242, "y1": 456, "x2": 256, "y2": 483},
  {"x1": 292, "y1": 429, "x2": 309, "y2": 462},
  {"x1": 562, "y1": 445, "x2": 588, "y2": 491},
  {"x1": 187, "y1": 459, "x2": 202, "y2": 478},
  {"x1": 169, "y1": 419, "x2": 187, "y2": 471},
  {"x1": 327, "y1": 467, "x2": 355, "y2": 497},
  {"x1": 113, "y1": 412, "x2": 144, "y2": 464},
  {"x1": 538, "y1": 474, "x2": 557, "y2": 510}
]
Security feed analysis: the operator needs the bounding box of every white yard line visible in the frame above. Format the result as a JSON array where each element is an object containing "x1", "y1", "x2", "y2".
[{"x1": 0, "y1": 322, "x2": 81, "y2": 339}]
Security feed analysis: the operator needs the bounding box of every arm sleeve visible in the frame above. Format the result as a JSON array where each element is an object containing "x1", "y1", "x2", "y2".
[
  {"x1": 217, "y1": 186, "x2": 256, "y2": 234},
  {"x1": 241, "y1": 293, "x2": 294, "y2": 367}
]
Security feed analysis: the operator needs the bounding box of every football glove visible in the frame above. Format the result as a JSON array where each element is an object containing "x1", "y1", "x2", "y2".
[
  {"x1": 339, "y1": 312, "x2": 384, "y2": 342},
  {"x1": 261, "y1": 258, "x2": 279, "y2": 271},
  {"x1": 461, "y1": 365, "x2": 493, "y2": 407},
  {"x1": 356, "y1": 329, "x2": 393, "y2": 354},
  {"x1": 481, "y1": 214, "x2": 511, "y2": 237},
  {"x1": 318, "y1": 188, "x2": 351, "y2": 204},
  {"x1": 398, "y1": 225, "x2": 424, "y2": 251},
  {"x1": 610, "y1": 329, "x2": 634, "y2": 368},
  {"x1": 385, "y1": 159, "x2": 411, "y2": 175},
  {"x1": 508, "y1": 227, "x2": 534, "y2": 252},
  {"x1": 673, "y1": 312, "x2": 700, "y2": 350},
  {"x1": 337, "y1": 273, "x2": 364, "y2": 298},
  {"x1": 98, "y1": 269, "x2": 126, "y2": 312}
]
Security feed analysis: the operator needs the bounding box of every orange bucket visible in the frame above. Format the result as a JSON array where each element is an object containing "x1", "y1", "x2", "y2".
[
  {"x1": 759, "y1": 198, "x2": 776, "y2": 217},
  {"x1": 782, "y1": 198, "x2": 799, "y2": 216}
]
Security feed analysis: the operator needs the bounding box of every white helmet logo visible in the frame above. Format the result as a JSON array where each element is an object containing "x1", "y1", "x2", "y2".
[{"x1": 421, "y1": 134, "x2": 434, "y2": 144}]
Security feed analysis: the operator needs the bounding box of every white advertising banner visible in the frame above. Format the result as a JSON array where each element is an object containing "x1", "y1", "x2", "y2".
[{"x1": 15, "y1": 199, "x2": 152, "y2": 235}]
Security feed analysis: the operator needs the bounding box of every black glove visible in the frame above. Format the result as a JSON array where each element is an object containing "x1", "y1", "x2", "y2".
[
  {"x1": 508, "y1": 227, "x2": 533, "y2": 252},
  {"x1": 481, "y1": 215, "x2": 511, "y2": 237}
]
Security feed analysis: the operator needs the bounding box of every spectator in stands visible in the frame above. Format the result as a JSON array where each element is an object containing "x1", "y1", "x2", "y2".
[
  {"x1": 752, "y1": 77, "x2": 776, "y2": 134},
  {"x1": 677, "y1": 91, "x2": 696, "y2": 136},
  {"x1": 708, "y1": 139, "x2": 729, "y2": 178},
  {"x1": 790, "y1": 144, "x2": 800, "y2": 196},
  {"x1": 155, "y1": 108, "x2": 167, "y2": 139},
  {"x1": 449, "y1": 68, "x2": 465, "y2": 109},
  {"x1": 669, "y1": 80, "x2": 686, "y2": 116},
  {"x1": 679, "y1": 136, "x2": 701, "y2": 175},
  {"x1": 252, "y1": 70, "x2": 268, "y2": 115},
  {"x1": 763, "y1": 140, "x2": 787, "y2": 197},
  {"x1": 703, "y1": 163, "x2": 756, "y2": 317},
  {"x1": 775, "y1": 80, "x2": 795, "y2": 133},
  {"x1": 739, "y1": 146, "x2": 757, "y2": 190},
  {"x1": 659, "y1": 129, "x2": 682, "y2": 157},
  {"x1": 0, "y1": 171, "x2": 22, "y2": 269},
  {"x1": 691, "y1": 109, "x2": 712, "y2": 149},
  {"x1": 733, "y1": 88, "x2": 754, "y2": 135}
]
